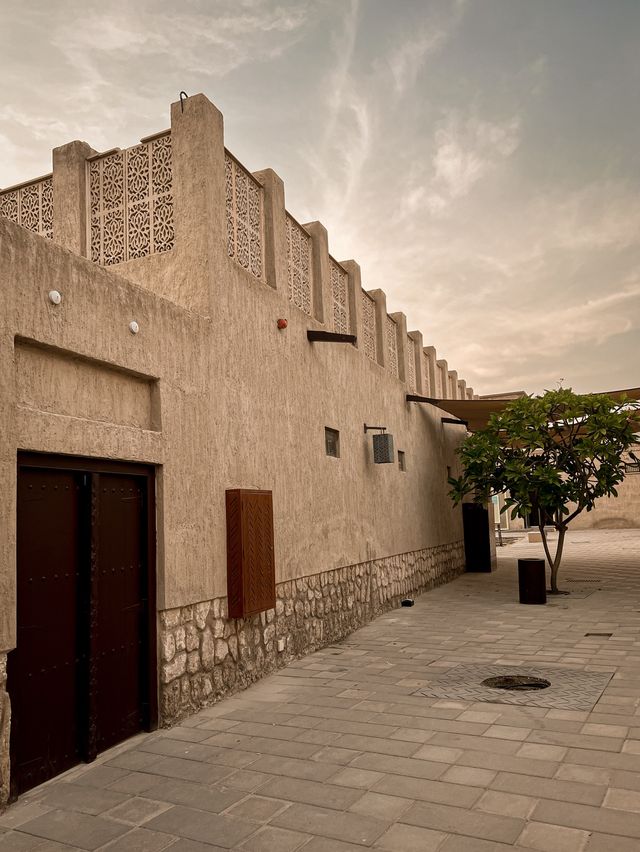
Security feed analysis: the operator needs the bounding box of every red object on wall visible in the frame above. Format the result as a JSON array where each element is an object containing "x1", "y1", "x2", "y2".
[
  {"x1": 277, "y1": 318, "x2": 288, "y2": 329},
  {"x1": 226, "y1": 489, "x2": 276, "y2": 618}
]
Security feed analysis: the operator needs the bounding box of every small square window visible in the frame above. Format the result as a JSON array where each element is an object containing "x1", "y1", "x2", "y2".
[
  {"x1": 398, "y1": 450, "x2": 406, "y2": 471},
  {"x1": 325, "y1": 427, "x2": 340, "y2": 458}
]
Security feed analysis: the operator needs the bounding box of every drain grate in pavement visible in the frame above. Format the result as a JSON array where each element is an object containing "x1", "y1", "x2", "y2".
[
  {"x1": 414, "y1": 664, "x2": 614, "y2": 710},
  {"x1": 481, "y1": 675, "x2": 550, "y2": 691},
  {"x1": 566, "y1": 578, "x2": 602, "y2": 584},
  {"x1": 585, "y1": 633, "x2": 613, "y2": 637}
]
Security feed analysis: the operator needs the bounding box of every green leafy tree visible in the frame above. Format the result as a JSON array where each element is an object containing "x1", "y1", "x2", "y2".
[{"x1": 449, "y1": 389, "x2": 639, "y2": 593}]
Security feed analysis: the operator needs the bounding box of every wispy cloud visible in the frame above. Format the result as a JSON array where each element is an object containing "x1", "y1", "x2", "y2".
[
  {"x1": 1, "y1": 0, "x2": 639, "y2": 395},
  {"x1": 386, "y1": 0, "x2": 466, "y2": 95},
  {"x1": 0, "y1": 0, "x2": 313, "y2": 179},
  {"x1": 425, "y1": 112, "x2": 521, "y2": 214}
]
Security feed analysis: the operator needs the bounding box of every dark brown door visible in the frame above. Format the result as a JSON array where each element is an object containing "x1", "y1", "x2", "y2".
[
  {"x1": 8, "y1": 455, "x2": 156, "y2": 798},
  {"x1": 94, "y1": 474, "x2": 148, "y2": 753},
  {"x1": 7, "y1": 468, "x2": 88, "y2": 795},
  {"x1": 462, "y1": 502, "x2": 492, "y2": 572}
]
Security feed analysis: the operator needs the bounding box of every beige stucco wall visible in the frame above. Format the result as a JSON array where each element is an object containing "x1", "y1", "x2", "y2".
[
  {"x1": 0, "y1": 217, "x2": 208, "y2": 647},
  {"x1": 569, "y1": 471, "x2": 640, "y2": 530},
  {"x1": 0, "y1": 93, "x2": 470, "y2": 655}
]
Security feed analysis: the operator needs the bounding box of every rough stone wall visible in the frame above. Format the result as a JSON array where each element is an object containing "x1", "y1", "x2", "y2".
[
  {"x1": 0, "y1": 654, "x2": 10, "y2": 806},
  {"x1": 159, "y1": 542, "x2": 464, "y2": 724}
]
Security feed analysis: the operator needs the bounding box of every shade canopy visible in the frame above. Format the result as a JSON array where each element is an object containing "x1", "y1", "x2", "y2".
[{"x1": 407, "y1": 387, "x2": 640, "y2": 433}]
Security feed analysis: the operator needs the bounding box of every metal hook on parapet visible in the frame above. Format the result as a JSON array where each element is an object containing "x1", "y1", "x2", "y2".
[{"x1": 179, "y1": 91, "x2": 189, "y2": 113}]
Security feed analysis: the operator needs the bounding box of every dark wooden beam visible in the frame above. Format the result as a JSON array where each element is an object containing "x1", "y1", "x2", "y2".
[
  {"x1": 441, "y1": 417, "x2": 468, "y2": 427},
  {"x1": 405, "y1": 393, "x2": 438, "y2": 404},
  {"x1": 307, "y1": 330, "x2": 357, "y2": 344}
]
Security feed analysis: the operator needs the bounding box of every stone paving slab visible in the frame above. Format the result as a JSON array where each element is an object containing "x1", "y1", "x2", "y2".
[{"x1": 3, "y1": 528, "x2": 640, "y2": 850}]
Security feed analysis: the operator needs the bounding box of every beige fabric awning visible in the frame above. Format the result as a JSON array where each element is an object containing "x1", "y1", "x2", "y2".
[{"x1": 407, "y1": 387, "x2": 640, "y2": 433}]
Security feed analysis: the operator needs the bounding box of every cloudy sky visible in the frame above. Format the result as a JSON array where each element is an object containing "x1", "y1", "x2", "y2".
[{"x1": 2, "y1": 0, "x2": 639, "y2": 395}]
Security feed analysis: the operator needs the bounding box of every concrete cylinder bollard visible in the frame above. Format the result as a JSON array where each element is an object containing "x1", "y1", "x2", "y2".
[{"x1": 518, "y1": 558, "x2": 547, "y2": 605}]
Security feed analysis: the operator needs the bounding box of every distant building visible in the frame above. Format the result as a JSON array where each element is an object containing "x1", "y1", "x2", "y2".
[{"x1": 493, "y1": 446, "x2": 640, "y2": 531}]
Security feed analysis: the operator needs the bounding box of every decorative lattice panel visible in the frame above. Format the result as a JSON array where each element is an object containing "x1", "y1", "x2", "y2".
[
  {"x1": 406, "y1": 336, "x2": 416, "y2": 391},
  {"x1": 0, "y1": 177, "x2": 53, "y2": 240},
  {"x1": 386, "y1": 316, "x2": 398, "y2": 377},
  {"x1": 89, "y1": 133, "x2": 174, "y2": 265},
  {"x1": 286, "y1": 214, "x2": 312, "y2": 315},
  {"x1": 361, "y1": 291, "x2": 376, "y2": 361},
  {"x1": 330, "y1": 258, "x2": 349, "y2": 334},
  {"x1": 439, "y1": 364, "x2": 447, "y2": 397},
  {"x1": 422, "y1": 351, "x2": 431, "y2": 395},
  {"x1": 225, "y1": 152, "x2": 264, "y2": 281}
]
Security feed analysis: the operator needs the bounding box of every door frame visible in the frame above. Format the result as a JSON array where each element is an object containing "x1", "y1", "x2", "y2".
[{"x1": 13, "y1": 452, "x2": 158, "y2": 787}]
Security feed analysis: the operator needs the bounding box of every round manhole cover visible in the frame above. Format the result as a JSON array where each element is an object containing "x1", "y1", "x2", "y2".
[{"x1": 481, "y1": 675, "x2": 551, "y2": 691}]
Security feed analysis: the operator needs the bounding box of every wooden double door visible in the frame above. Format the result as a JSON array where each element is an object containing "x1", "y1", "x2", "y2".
[{"x1": 7, "y1": 454, "x2": 157, "y2": 798}]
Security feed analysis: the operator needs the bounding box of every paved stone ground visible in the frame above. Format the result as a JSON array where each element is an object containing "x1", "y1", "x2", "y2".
[{"x1": 2, "y1": 528, "x2": 640, "y2": 852}]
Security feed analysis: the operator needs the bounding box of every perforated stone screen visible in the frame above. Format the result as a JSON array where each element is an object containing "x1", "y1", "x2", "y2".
[
  {"x1": 225, "y1": 151, "x2": 264, "y2": 281},
  {"x1": 406, "y1": 336, "x2": 416, "y2": 392},
  {"x1": 1, "y1": 177, "x2": 53, "y2": 240},
  {"x1": 422, "y1": 351, "x2": 431, "y2": 395},
  {"x1": 361, "y1": 291, "x2": 376, "y2": 361},
  {"x1": 386, "y1": 316, "x2": 398, "y2": 377},
  {"x1": 330, "y1": 258, "x2": 349, "y2": 334},
  {"x1": 285, "y1": 214, "x2": 312, "y2": 316},
  {"x1": 89, "y1": 134, "x2": 174, "y2": 265}
]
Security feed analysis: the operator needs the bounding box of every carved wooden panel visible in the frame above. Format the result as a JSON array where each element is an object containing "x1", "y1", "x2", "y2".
[{"x1": 226, "y1": 489, "x2": 275, "y2": 618}]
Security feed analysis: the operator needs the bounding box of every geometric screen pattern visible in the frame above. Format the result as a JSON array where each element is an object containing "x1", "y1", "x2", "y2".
[
  {"x1": 422, "y1": 351, "x2": 431, "y2": 395},
  {"x1": 361, "y1": 290, "x2": 376, "y2": 361},
  {"x1": 89, "y1": 133, "x2": 174, "y2": 265},
  {"x1": 330, "y1": 258, "x2": 349, "y2": 334},
  {"x1": 225, "y1": 151, "x2": 264, "y2": 282},
  {"x1": 406, "y1": 335, "x2": 416, "y2": 391},
  {"x1": 0, "y1": 177, "x2": 53, "y2": 240},
  {"x1": 286, "y1": 214, "x2": 312, "y2": 315},
  {"x1": 386, "y1": 315, "x2": 398, "y2": 378}
]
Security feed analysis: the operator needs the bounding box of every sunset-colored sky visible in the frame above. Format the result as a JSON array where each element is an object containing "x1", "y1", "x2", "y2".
[{"x1": 2, "y1": 0, "x2": 638, "y2": 395}]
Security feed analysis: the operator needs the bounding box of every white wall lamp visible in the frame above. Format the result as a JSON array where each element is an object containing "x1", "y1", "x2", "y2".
[
  {"x1": 129, "y1": 321, "x2": 140, "y2": 334},
  {"x1": 48, "y1": 290, "x2": 62, "y2": 305}
]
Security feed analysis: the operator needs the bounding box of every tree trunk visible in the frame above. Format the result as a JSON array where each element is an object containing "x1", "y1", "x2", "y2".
[
  {"x1": 550, "y1": 526, "x2": 567, "y2": 594},
  {"x1": 539, "y1": 524, "x2": 567, "y2": 594},
  {"x1": 539, "y1": 524, "x2": 554, "y2": 574}
]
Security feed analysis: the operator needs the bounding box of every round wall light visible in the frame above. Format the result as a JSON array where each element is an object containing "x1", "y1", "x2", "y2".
[
  {"x1": 129, "y1": 321, "x2": 140, "y2": 334},
  {"x1": 48, "y1": 290, "x2": 62, "y2": 305}
]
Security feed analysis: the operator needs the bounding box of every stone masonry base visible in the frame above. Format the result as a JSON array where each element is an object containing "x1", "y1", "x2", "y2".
[{"x1": 159, "y1": 541, "x2": 465, "y2": 724}]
